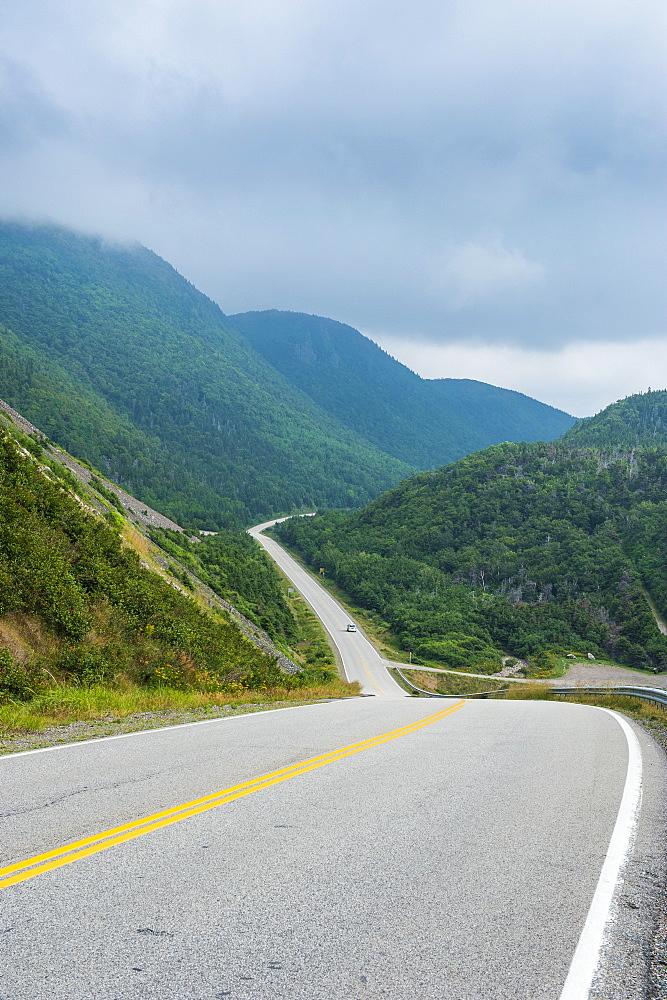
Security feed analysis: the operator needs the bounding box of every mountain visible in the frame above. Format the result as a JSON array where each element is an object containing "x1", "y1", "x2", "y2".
[
  {"x1": 562, "y1": 389, "x2": 667, "y2": 449},
  {"x1": 275, "y1": 393, "x2": 667, "y2": 674},
  {"x1": 0, "y1": 406, "x2": 285, "y2": 699},
  {"x1": 0, "y1": 223, "x2": 412, "y2": 528},
  {"x1": 230, "y1": 310, "x2": 576, "y2": 468},
  {"x1": 0, "y1": 399, "x2": 348, "y2": 703}
]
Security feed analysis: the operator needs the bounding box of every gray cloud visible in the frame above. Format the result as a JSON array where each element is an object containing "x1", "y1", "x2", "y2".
[{"x1": 0, "y1": 0, "x2": 664, "y2": 359}]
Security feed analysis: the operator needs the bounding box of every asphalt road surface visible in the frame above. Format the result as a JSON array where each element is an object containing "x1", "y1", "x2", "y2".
[
  {"x1": 2, "y1": 697, "x2": 666, "y2": 999},
  {"x1": 2, "y1": 523, "x2": 665, "y2": 998},
  {"x1": 248, "y1": 519, "x2": 406, "y2": 697}
]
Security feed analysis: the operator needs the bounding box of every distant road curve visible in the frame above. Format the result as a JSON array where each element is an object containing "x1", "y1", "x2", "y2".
[{"x1": 248, "y1": 518, "x2": 406, "y2": 697}]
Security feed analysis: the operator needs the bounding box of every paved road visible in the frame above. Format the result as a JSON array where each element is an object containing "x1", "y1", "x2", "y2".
[
  {"x1": 248, "y1": 519, "x2": 406, "y2": 697},
  {"x1": 2, "y1": 696, "x2": 663, "y2": 999}
]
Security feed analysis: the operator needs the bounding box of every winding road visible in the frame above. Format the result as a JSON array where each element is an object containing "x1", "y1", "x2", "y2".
[
  {"x1": 248, "y1": 518, "x2": 405, "y2": 697},
  {"x1": 0, "y1": 522, "x2": 665, "y2": 999}
]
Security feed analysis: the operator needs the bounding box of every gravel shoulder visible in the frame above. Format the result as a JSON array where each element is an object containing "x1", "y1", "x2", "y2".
[
  {"x1": 555, "y1": 661, "x2": 667, "y2": 688},
  {"x1": 0, "y1": 700, "x2": 325, "y2": 756}
]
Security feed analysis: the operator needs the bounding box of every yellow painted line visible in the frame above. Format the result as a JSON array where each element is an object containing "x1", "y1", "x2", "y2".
[
  {"x1": 359, "y1": 655, "x2": 386, "y2": 695},
  {"x1": 1, "y1": 702, "x2": 465, "y2": 890}
]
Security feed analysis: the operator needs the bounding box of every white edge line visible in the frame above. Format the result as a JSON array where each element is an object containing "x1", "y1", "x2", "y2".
[
  {"x1": 252, "y1": 524, "x2": 409, "y2": 697},
  {"x1": 0, "y1": 702, "x2": 328, "y2": 762},
  {"x1": 4, "y1": 519, "x2": 345, "y2": 762},
  {"x1": 558, "y1": 707, "x2": 643, "y2": 1000},
  {"x1": 251, "y1": 528, "x2": 352, "y2": 683}
]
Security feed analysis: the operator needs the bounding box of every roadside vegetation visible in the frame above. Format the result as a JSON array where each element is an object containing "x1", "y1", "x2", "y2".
[
  {"x1": 390, "y1": 668, "x2": 510, "y2": 697},
  {"x1": 277, "y1": 395, "x2": 667, "y2": 678},
  {"x1": 0, "y1": 683, "x2": 354, "y2": 746},
  {"x1": 150, "y1": 527, "x2": 298, "y2": 647},
  {"x1": 0, "y1": 423, "x2": 357, "y2": 741}
]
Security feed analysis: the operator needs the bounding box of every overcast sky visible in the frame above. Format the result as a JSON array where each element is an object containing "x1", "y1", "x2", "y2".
[{"x1": 1, "y1": 0, "x2": 665, "y2": 416}]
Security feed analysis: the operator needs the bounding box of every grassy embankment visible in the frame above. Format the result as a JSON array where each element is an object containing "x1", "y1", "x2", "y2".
[
  {"x1": 0, "y1": 569, "x2": 356, "y2": 741},
  {"x1": 0, "y1": 425, "x2": 359, "y2": 745},
  {"x1": 390, "y1": 668, "x2": 508, "y2": 697}
]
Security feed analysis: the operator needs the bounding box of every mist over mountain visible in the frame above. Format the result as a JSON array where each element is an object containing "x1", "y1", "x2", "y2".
[
  {"x1": 0, "y1": 222, "x2": 412, "y2": 527},
  {"x1": 0, "y1": 221, "x2": 579, "y2": 531}
]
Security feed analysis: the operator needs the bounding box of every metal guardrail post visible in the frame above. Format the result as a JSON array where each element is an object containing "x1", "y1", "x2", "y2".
[
  {"x1": 393, "y1": 669, "x2": 667, "y2": 708},
  {"x1": 551, "y1": 685, "x2": 667, "y2": 708},
  {"x1": 392, "y1": 666, "x2": 508, "y2": 699}
]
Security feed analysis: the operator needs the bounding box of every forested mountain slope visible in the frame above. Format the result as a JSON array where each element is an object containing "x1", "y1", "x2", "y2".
[
  {"x1": 0, "y1": 223, "x2": 412, "y2": 528},
  {"x1": 0, "y1": 412, "x2": 286, "y2": 699},
  {"x1": 277, "y1": 401, "x2": 667, "y2": 673},
  {"x1": 562, "y1": 389, "x2": 667, "y2": 449},
  {"x1": 0, "y1": 401, "x2": 348, "y2": 703},
  {"x1": 231, "y1": 309, "x2": 576, "y2": 467}
]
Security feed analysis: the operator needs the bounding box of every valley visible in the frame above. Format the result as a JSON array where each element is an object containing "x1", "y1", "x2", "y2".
[
  {"x1": 276, "y1": 393, "x2": 667, "y2": 682},
  {"x1": 0, "y1": 220, "x2": 666, "y2": 998}
]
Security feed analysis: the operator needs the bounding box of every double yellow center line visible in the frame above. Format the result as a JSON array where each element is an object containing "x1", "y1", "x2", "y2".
[{"x1": 0, "y1": 701, "x2": 465, "y2": 890}]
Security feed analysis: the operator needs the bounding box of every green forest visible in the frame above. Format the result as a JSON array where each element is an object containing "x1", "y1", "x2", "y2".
[
  {"x1": 276, "y1": 394, "x2": 667, "y2": 675},
  {"x1": 0, "y1": 222, "x2": 580, "y2": 533},
  {"x1": 232, "y1": 309, "x2": 575, "y2": 469},
  {"x1": 0, "y1": 223, "x2": 412, "y2": 529},
  {"x1": 562, "y1": 389, "x2": 667, "y2": 449},
  {"x1": 151, "y1": 527, "x2": 298, "y2": 646},
  {"x1": 2, "y1": 220, "x2": 665, "y2": 691},
  {"x1": 0, "y1": 422, "x2": 310, "y2": 702}
]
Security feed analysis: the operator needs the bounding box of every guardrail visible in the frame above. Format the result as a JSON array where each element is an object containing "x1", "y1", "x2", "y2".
[
  {"x1": 392, "y1": 666, "x2": 508, "y2": 699},
  {"x1": 393, "y1": 667, "x2": 667, "y2": 708},
  {"x1": 551, "y1": 685, "x2": 667, "y2": 708}
]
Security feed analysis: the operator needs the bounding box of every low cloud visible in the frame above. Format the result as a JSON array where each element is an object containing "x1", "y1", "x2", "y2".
[
  {"x1": 0, "y1": 0, "x2": 664, "y2": 386},
  {"x1": 373, "y1": 334, "x2": 667, "y2": 418},
  {"x1": 434, "y1": 240, "x2": 545, "y2": 309}
]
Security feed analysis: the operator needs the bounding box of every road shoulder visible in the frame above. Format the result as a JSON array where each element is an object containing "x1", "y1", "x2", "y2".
[{"x1": 591, "y1": 716, "x2": 667, "y2": 998}]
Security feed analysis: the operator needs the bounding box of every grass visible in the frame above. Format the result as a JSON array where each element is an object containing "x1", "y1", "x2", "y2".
[
  {"x1": 272, "y1": 566, "x2": 338, "y2": 672},
  {"x1": 0, "y1": 520, "x2": 358, "y2": 744},
  {"x1": 392, "y1": 668, "x2": 508, "y2": 697},
  {"x1": 502, "y1": 681, "x2": 667, "y2": 724},
  {"x1": 0, "y1": 676, "x2": 359, "y2": 739}
]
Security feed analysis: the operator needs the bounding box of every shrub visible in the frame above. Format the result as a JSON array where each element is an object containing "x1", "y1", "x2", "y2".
[
  {"x1": 527, "y1": 649, "x2": 559, "y2": 677},
  {"x1": 0, "y1": 649, "x2": 36, "y2": 701},
  {"x1": 55, "y1": 645, "x2": 115, "y2": 685}
]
